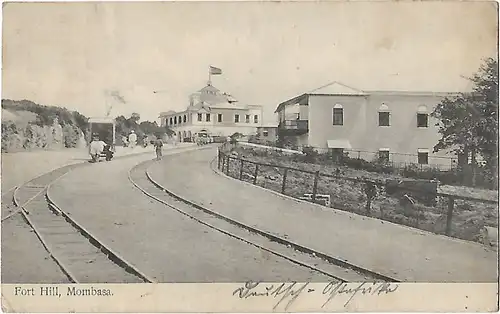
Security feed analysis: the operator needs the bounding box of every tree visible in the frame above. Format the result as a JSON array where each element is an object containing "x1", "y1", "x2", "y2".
[
  {"x1": 130, "y1": 112, "x2": 141, "y2": 123},
  {"x1": 115, "y1": 114, "x2": 174, "y2": 143},
  {"x1": 139, "y1": 121, "x2": 159, "y2": 135},
  {"x1": 164, "y1": 125, "x2": 175, "y2": 137},
  {"x1": 431, "y1": 57, "x2": 498, "y2": 186}
]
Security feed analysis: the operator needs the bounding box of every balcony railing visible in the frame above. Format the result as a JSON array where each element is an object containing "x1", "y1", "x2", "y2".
[
  {"x1": 278, "y1": 119, "x2": 309, "y2": 135},
  {"x1": 279, "y1": 119, "x2": 308, "y2": 130}
]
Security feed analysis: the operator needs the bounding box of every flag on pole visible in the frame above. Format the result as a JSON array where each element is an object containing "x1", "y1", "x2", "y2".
[{"x1": 209, "y1": 66, "x2": 222, "y2": 75}]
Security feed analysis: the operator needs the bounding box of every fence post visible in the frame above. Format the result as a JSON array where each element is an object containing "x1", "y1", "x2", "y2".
[
  {"x1": 225, "y1": 156, "x2": 230, "y2": 175},
  {"x1": 445, "y1": 197, "x2": 455, "y2": 236},
  {"x1": 281, "y1": 168, "x2": 288, "y2": 194},
  {"x1": 415, "y1": 206, "x2": 420, "y2": 228},
  {"x1": 239, "y1": 159, "x2": 244, "y2": 180},
  {"x1": 253, "y1": 164, "x2": 259, "y2": 185},
  {"x1": 220, "y1": 152, "x2": 225, "y2": 172},
  {"x1": 312, "y1": 171, "x2": 320, "y2": 202}
]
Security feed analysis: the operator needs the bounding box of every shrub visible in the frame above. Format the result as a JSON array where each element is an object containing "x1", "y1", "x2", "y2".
[
  {"x1": 301, "y1": 146, "x2": 318, "y2": 163},
  {"x1": 62, "y1": 124, "x2": 81, "y2": 148}
]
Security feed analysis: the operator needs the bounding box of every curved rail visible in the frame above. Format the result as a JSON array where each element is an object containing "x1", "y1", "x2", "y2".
[
  {"x1": 205, "y1": 156, "x2": 401, "y2": 281},
  {"x1": 128, "y1": 161, "x2": 349, "y2": 281},
  {"x1": 13, "y1": 194, "x2": 78, "y2": 283},
  {"x1": 10, "y1": 163, "x2": 155, "y2": 283},
  {"x1": 46, "y1": 184, "x2": 156, "y2": 283},
  {"x1": 5, "y1": 164, "x2": 81, "y2": 223},
  {"x1": 4, "y1": 145, "x2": 208, "y2": 284},
  {"x1": 129, "y1": 158, "x2": 399, "y2": 282},
  {"x1": 1, "y1": 188, "x2": 19, "y2": 222},
  {"x1": 2, "y1": 147, "x2": 171, "y2": 223}
]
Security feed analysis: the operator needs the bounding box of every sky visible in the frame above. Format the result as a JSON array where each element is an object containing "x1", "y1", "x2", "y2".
[{"x1": 2, "y1": 1, "x2": 498, "y2": 124}]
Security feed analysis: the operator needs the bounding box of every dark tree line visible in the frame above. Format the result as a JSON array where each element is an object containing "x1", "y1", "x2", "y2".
[
  {"x1": 2, "y1": 100, "x2": 174, "y2": 147},
  {"x1": 114, "y1": 112, "x2": 174, "y2": 145},
  {"x1": 432, "y1": 57, "x2": 498, "y2": 188},
  {"x1": 2, "y1": 99, "x2": 89, "y2": 132}
]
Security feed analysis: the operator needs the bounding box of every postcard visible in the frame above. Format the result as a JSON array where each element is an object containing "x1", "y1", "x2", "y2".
[{"x1": 1, "y1": 1, "x2": 498, "y2": 312}]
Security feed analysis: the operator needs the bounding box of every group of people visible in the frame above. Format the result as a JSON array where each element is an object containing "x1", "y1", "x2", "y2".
[
  {"x1": 125, "y1": 130, "x2": 164, "y2": 160},
  {"x1": 90, "y1": 130, "x2": 164, "y2": 162}
]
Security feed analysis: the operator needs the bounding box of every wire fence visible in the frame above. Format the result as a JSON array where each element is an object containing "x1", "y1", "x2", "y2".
[
  {"x1": 246, "y1": 140, "x2": 457, "y2": 171},
  {"x1": 217, "y1": 144, "x2": 498, "y2": 244}
]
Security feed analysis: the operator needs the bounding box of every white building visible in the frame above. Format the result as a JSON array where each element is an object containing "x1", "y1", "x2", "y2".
[
  {"x1": 275, "y1": 81, "x2": 460, "y2": 168},
  {"x1": 159, "y1": 83, "x2": 263, "y2": 142}
]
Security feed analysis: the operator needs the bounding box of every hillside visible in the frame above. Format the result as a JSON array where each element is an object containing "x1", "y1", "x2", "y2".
[
  {"x1": 2, "y1": 109, "x2": 38, "y2": 125},
  {"x1": 1, "y1": 99, "x2": 88, "y2": 152},
  {"x1": 1, "y1": 99, "x2": 174, "y2": 153}
]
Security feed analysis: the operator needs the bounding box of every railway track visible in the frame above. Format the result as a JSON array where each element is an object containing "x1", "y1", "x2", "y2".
[
  {"x1": 1, "y1": 145, "x2": 200, "y2": 223},
  {"x1": 3, "y1": 156, "x2": 161, "y2": 283},
  {"x1": 1, "y1": 188, "x2": 18, "y2": 222},
  {"x1": 129, "y1": 158, "x2": 399, "y2": 283},
  {"x1": 2, "y1": 164, "x2": 81, "y2": 222},
  {"x1": 3, "y1": 145, "x2": 213, "y2": 283}
]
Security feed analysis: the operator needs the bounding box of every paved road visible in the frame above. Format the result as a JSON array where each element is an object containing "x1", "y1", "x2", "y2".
[
  {"x1": 48, "y1": 148, "x2": 330, "y2": 282},
  {"x1": 148, "y1": 147, "x2": 498, "y2": 282}
]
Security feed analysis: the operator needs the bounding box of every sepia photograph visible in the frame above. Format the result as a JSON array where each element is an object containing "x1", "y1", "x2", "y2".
[{"x1": 1, "y1": 1, "x2": 498, "y2": 312}]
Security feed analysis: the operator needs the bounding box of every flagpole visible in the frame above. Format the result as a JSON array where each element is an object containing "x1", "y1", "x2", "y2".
[{"x1": 208, "y1": 66, "x2": 211, "y2": 85}]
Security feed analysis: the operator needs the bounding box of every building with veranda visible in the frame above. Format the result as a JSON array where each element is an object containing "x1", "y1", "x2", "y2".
[{"x1": 159, "y1": 83, "x2": 263, "y2": 142}]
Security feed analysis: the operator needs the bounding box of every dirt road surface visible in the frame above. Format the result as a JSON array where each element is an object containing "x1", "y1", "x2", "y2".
[{"x1": 47, "y1": 150, "x2": 330, "y2": 282}]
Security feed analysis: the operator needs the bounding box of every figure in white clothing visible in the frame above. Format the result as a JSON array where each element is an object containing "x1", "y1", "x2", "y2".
[
  {"x1": 89, "y1": 134, "x2": 106, "y2": 162},
  {"x1": 128, "y1": 130, "x2": 137, "y2": 149}
]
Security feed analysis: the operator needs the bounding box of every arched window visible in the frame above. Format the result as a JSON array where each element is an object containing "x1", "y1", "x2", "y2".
[
  {"x1": 379, "y1": 104, "x2": 389, "y2": 111},
  {"x1": 417, "y1": 105, "x2": 428, "y2": 128},
  {"x1": 332, "y1": 104, "x2": 343, "y2": 126},
  {"x1": 174, "y1": 116, "x2": 177, "y2": 125},
  {"x1": 417, "y1": 105, "x2": 428, "y2": 113},
  {"x1": 183, "y1": 115, "x2": 187, "y2": 123},
  {"x1": 169, "y1": 117, "x2": 173, "y2": 125},
  {"x1": 378, "y1": 103, "x2": 390, "y2": 126}
]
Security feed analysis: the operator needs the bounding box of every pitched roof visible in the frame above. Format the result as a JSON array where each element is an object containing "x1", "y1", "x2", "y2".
[
  {"x1": 274, "y1": 80, "x2": 462, "y2": 113},
  {"x1": 308, "y1": 81, "x2": 367, "y2": 96}
]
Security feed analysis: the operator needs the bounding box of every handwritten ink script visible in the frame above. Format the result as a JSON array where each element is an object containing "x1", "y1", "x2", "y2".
[
  {"x1": 321, "y1": 281, "x2": 399, "y2": 308},
  {"x1": 233, "y1": 281, "x2": 310, "y2": 311},
  {"x1": 232, "y1": 281, "x2": 399, "y2": 311}
]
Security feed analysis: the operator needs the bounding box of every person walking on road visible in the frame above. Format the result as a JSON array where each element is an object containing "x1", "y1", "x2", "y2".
[
  {"x1": 128, "y1": 130, "x2": 137, "y2": 149},
  {"x1": 154, "y1": 137, "x2": 164, "y2": 161}
]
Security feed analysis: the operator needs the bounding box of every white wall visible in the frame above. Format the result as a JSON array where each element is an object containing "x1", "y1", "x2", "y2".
[{"x1": 307, "y1": 93, "x2": 456, "y2": 166}]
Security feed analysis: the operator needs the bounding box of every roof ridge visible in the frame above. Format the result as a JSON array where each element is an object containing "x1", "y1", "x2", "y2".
[{"x1": 307, "y1": 81, "x2": 366, "y2": 94}]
